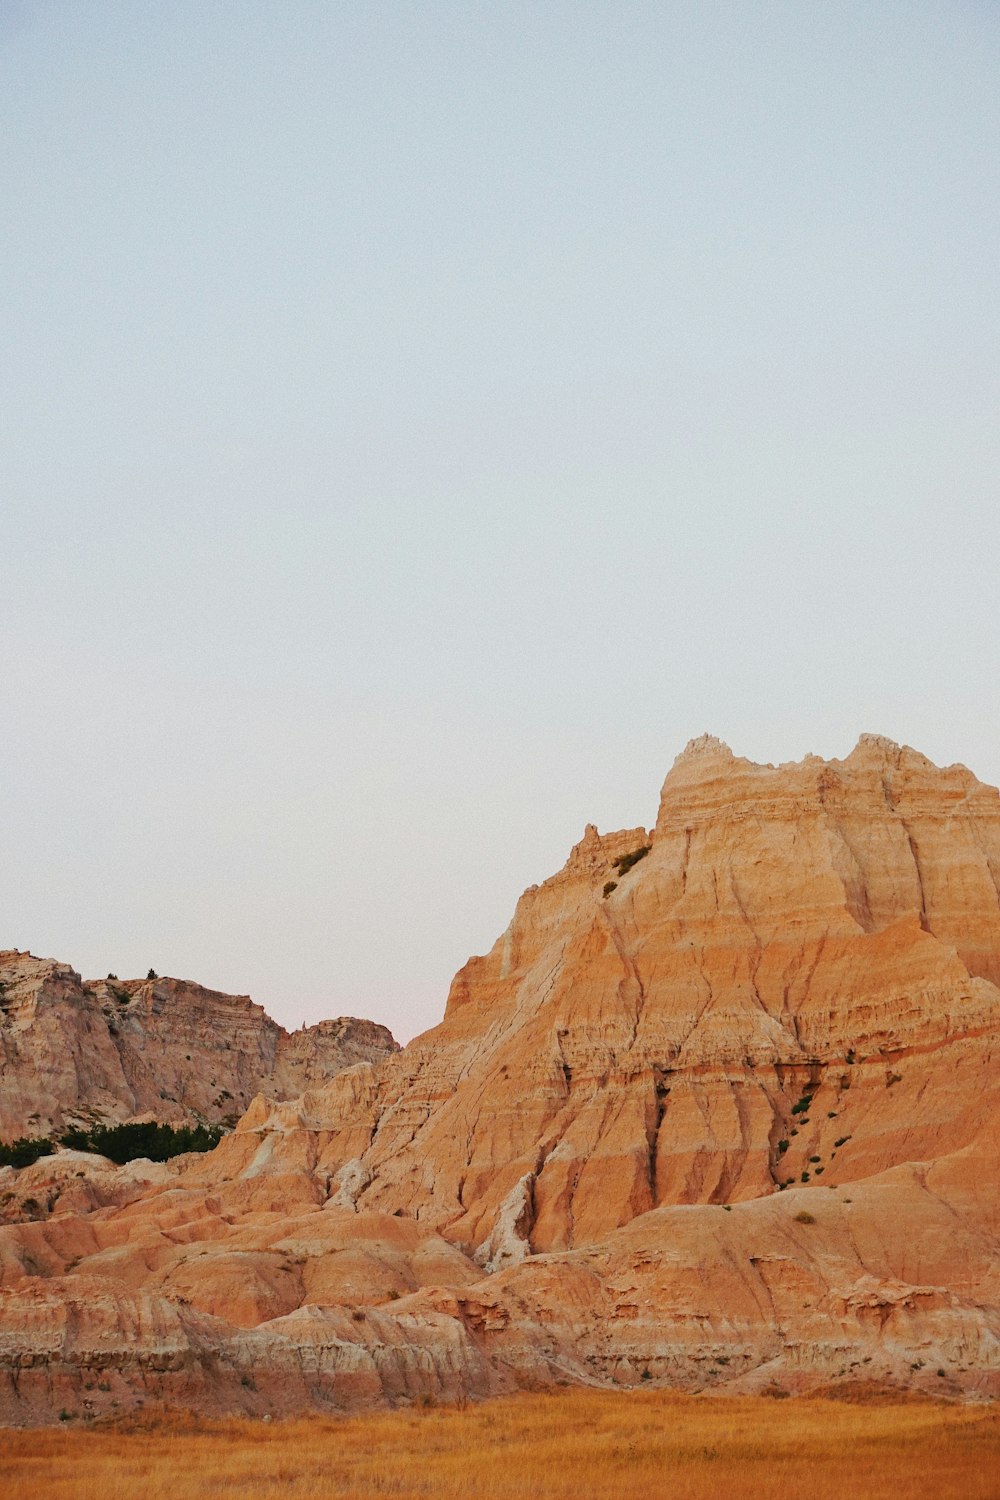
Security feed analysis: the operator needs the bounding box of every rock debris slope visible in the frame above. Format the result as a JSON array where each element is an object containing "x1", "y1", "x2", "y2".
[
  {"x1": 2, "y1": 733, "x2": 1000, "y2": 1422},
  {"x1": 0, "y1": 956, "x2": 398, "y2": 1139}
]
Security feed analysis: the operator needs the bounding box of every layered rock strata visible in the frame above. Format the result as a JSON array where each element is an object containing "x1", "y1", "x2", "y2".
[
  {"x1": 0, "y1": 956, "x2": 398, "y2": 1139},
  {"x1": 2, "y1": 733, "x2": 1000, "y2": 1421}
]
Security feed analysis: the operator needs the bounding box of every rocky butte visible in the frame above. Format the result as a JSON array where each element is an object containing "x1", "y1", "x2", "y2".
[
  {"x1": 0, "y1": 956, "x2": 399, "y2": 1139},
  {"x1": 1, "y1": 732, "x2": 999, "y2": 1423}
]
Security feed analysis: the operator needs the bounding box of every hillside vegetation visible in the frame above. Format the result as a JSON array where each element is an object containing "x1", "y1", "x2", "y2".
[{"x1": 0, "y1": 1121, "x2": 224, "y2": 1170}]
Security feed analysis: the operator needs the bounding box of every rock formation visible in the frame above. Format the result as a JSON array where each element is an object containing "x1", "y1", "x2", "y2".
[
  {"x1": 2, "y1": 732, "x2": 1000, "y2": 1422},
  {"x1": 0, "y1": 955, "x2": 398, "y2": 1139}
]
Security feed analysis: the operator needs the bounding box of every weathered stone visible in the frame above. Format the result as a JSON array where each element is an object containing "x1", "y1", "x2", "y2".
[
  {"x1": 0, "y1": 956, "x2": 398, "y2": 1139},
  {"x1": 3, "y1": 733, "x2": 1000, "y2": 1421}
]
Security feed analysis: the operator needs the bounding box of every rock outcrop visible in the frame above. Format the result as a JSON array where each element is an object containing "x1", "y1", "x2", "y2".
[
  {"x1": 0, "y1": 955, "x2": 398, "y2": 1139},
  {"x1": 3, "y1": 733, "x2": 1000, "y2": 1422}
]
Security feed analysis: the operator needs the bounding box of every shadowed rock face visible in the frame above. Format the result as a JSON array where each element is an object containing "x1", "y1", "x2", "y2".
[
  {"x1": 2, "y1": 733, "x2": 1000, "y2": 1422},
  {"x1": 0, "y1": 956, "x2": 398, "y2": 1138}
]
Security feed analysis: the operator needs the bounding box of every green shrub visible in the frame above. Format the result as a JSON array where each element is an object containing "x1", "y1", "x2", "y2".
[
  {"x1": 790, "y1": 1094, "x2": 813, "y2": 1115},
  {"x1": 611, "y1": 846, "x2": 650, "y2": 876},
  {"x1": 834, "y1": 1136, "x2": 851, "y2": 1148},
  {"x1": 0, "y1": 1137, "x2": 54, "y2": 1170},
  {"x1": 777, "y1": 1139, "x2": 789, "y2": 1153},
  {"x1": 58, "y1": 1121, "x2": 224, "y2": 1164}
]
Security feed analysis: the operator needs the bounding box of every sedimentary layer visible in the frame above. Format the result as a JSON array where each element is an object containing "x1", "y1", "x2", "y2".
[
  {"x1": 2, "y1": 732, "x2": 999, "y2": 1421},
  {"x1": 0, "y1": 955, "x2": 398, "y2": 1138}
]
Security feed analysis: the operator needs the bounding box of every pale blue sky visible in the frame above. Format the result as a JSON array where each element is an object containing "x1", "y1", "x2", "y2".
[{"x1": 2, "y1": 3, "x2": 998, "y2": 1040}]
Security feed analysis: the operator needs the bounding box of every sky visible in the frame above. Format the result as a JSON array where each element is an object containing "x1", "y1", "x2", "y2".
[{"x1": 2, "y1": 2, "x2": 999, "y2": 1042}]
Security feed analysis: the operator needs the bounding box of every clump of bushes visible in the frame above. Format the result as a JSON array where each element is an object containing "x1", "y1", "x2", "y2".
[
  {"x1": 612, "y1": 845, "x2": 650, "y2": 877},
  {"x1": 59, "y1": 1121, "x2": 225, "y2": 1164},
  {"x1": 0, "y1": 1137, "x2": 54, "y2": 1169},
  {"x1": 1, "y1": 1121, "x2": 227, "y2": 1171},
  {"x1": 602, "y1": 881, "x2": 618, "y2": 898},
  {"x1": 794, "y1": 1210, "x2": 816, "y2": 1225},
  {"x1": 791, "y1": 1093, "x2": 813, "y2": 1116}
]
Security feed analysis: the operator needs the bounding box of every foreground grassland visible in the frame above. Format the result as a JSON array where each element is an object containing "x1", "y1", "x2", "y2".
[{"x1": 2, "y1": 1390, "x2": 998, "y2": 1500}]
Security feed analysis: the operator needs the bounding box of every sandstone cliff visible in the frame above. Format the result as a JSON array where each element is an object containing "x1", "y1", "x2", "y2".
[
  {"x1": 2, "y1": 733, "x2": 1000, "y2": 1422},
  {"x1": 0, "y1": 954, "x2": 398, "y2": 1139},
  {"x1": 216, "y1": 732, "x2": 1000, "y2": 1255}
]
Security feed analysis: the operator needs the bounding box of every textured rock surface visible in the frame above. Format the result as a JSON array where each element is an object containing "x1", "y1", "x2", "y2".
[
  {"x1": 3, "y1": 733, "x2": 1000, "y2": 1422},
  {"x1": 0, "y1": 956, "x2": 398, "y2": 1139}
]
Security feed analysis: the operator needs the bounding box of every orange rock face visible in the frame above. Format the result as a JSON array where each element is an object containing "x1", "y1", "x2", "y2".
[
  {"x1": 2, "y1": 733, "x2": 1000, "y2": 1422},
  {"x1": 0, "y1": 956, "x2": 398, "y2": 1139}
]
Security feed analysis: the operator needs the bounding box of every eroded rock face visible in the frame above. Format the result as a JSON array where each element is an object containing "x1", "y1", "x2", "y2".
[
  {"x1": 0, "y1": 956, "x2": 398, "y2": 1139},
  {"x1": 227, "y1": 734, "x2": 1000, "y2": 1256},
  {"x1": 3, "y1": 733, "x2": 1000, "y2": 1421}
]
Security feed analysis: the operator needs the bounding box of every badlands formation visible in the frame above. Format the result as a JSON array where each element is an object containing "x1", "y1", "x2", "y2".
[
  {"x1": 2, "y1": 732, "x2": 1000, "y2": 1422},
  {"x1": 0, "y1": 957, "x2": 397, "y2": 1141}
]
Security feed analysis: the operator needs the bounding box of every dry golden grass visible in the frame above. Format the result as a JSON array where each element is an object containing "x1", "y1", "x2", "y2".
[{"x1": 1, "y1": 1389, "x2": 998, "y2": 1500}]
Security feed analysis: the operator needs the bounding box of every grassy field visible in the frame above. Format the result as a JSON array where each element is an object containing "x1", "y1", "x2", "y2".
[{"x1": 1, "y1": 1389, "x2": 998, "y2": 1500}]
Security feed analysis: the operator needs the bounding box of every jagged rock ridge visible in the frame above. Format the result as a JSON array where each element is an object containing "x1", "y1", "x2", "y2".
[
  {"x1": 2, "y1": 732, "x2": 1000, "y2": 1422},
  {"x1": 0, "y1": 953, "x2": 398, "y2": 1139}
]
